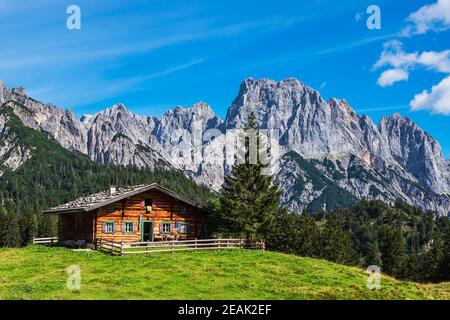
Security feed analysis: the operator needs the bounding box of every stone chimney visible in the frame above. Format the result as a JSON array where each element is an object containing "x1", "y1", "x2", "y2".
[{"x1": 109, "y1": 185, "x2": 117, "y2": 196}]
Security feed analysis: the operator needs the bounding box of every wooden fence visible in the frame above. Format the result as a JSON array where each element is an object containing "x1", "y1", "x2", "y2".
[
  {"x1": 96, "y1": 238, "x2": 265, "y2": 255},
  {"x1": 32, "y1": 237, "x2": 58, "y2": 245}
]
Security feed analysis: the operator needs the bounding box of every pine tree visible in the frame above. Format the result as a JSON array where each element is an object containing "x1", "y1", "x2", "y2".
[
  {"x1": 439, "y1": 228, "x2": 450, "y2": 280},
  {"x1": 219, "y1": 113, "x2": 281, "y2": 241},
  {"x1": 1, "y1": 209, "x2": 21, "y2": 247},
  {"x1": 381, "y1": 226, "x2": 407, "y2": 278},
  {"x1": 366, "y1": 241, "x2": 382, "y2": 267},
  {"x1": 297, "y1": 210, "x2": 321, "y2": 257},
  {"x1": 19, "y1": 209, "x2": 39, "y2": 245},
  {"x1": 266, "y1": 209, "x2": 299, "y2": 254},
  {"x1": 422, "y1": 232, "x2": 444, "y2": 280},
  {"x1": 405, "y1": 251, "x2": 420, "y2": 281},
  {"x1": 37, "y1": 213, "x2": 57, "y2": 238},
  {"x1": 319, "y1": 220, "x2": 358, "y2": 265},
  {"x1": 0, "y1": 204, "x2": 7, "y2": 246}
]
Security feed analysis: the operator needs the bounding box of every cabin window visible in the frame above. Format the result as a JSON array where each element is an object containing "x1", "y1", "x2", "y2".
[
  {"x1": 180, "y1": 222, "x2": 189, "y2": 234},
  {"x1": 123, "y1": 222, "x2": 134, "y2": 234},
  {"x1": 104, "y1": 222, "x2": 115, "y2": 234},
  {"x1": 161, "y1": 222, "x2": 171, "y2": 234},
  {"x1": 145, "y1": 199, "x2": 153, "y2": 213},
  {"x1": 180, "y1": 207, "x2": 186, "y2": 214}
]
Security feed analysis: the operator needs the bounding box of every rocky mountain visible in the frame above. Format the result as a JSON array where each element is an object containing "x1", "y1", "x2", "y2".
[{"x1": 1, "y1": 78, "x2": 449, "y2": 215}]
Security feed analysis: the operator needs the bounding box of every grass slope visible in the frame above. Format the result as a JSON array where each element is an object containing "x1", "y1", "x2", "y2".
[{"x1": 0, "y1": 246, "x2": 449, "y2": 300}]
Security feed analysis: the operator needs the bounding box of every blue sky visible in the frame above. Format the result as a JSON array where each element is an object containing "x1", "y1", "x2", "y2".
[{"x1": 0, "y1": 0, "x2": 450, "y2": 156}]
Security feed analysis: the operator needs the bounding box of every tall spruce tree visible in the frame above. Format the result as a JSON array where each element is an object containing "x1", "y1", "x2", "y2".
[
  {"x1": 405, "y1": 251, "x2": 420, "y2": 281},
  {"x1": 1, "y1": 209, "x2": 21, "y2": 247},
  {"x1": 296, "y1": 210, "x2": 321, "y2": 257},
  {"x1": 219, "y1": 113, "x2": 281, "y2": 241},
  {"x1": 366, "y1": 241, "x2": 382, "y2": 267},
  {"x1": 0, "y1": 204, "x2": 7, "y2": 246},
  {"x1": 381, "y1": 226, "x2": 407, "y2": 278},
  {"x1": 422, "y1": 232, "x2": 444, "y2": 280},
  {"x1": 19, "y1": 208, "x2": 39, "y2": 245},
  {"x1": 319, "y1": 220, "x2": 357, "y2": 265},
  {"x1": 439, "y1": 228, "x2": 450, "y2": 280}
]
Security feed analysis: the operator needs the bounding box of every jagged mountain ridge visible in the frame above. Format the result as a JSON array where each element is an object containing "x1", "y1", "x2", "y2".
[{"x1": 1, "y1": 78, "x2": 449, "y2": 215}]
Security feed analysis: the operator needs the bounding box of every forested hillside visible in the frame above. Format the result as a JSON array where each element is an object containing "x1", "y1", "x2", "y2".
[{"x1": 0, "y1": 103, "x2": 213, "y2": 246}]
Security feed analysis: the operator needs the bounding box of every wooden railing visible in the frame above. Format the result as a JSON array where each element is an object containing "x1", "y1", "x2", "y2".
[
  {"x1": 96, "y1": 238, "x2": 265, "y2": 255},
  {"x1": 32, "y1": 237, "x2": 58, "y2": 245}
]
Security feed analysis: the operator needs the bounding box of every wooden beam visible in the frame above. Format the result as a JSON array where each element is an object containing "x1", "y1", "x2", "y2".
[{"x1": 121, "y1": 199, "x2": 126, "y2": 218}]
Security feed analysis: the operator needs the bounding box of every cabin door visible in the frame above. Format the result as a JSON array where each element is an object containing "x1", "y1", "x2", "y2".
[{"x1": 142, "y1": 221, "x2": 153, "y2": 242}]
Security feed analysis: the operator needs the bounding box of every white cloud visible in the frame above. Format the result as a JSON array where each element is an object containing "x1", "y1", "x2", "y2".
[
  {"x1": 373, "y1": 1, "x2": 450, "y2": 115},
  {"x1": 374, "y1": 40, "x2": 450, "y2": 73},
  {"x1": 377, "y1": 68, "x2": 409, "y2": 87},
  {"x1": 410, "y1": 75, "x2": 450, "y2": 115},
  {"x1": 419, "y1": 50, "x2": 450, "y2": 72},
  {"x1": 401, "y1": 0, "x2": 450, "y2": 36}
]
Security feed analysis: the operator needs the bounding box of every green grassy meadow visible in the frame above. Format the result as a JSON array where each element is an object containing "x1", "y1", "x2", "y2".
[{"x1": 0, "y1": 246, "x2": 448, "y2": 300}]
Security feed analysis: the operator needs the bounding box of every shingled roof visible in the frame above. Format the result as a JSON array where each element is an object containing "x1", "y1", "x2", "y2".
[{"x1": 43, "y1": 183, "x2": 206, "y2": 214}]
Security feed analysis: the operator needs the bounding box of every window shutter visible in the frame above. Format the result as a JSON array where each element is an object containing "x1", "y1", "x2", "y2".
[
  {"x1": 159, "y1": 223, "x2": 163, "y2": 232},
  {"x1": 122, "y1": 222, "x2": 126, "y2": 233},
  {"x1": 133, "y1": 222, "x2": 137, "y2": 233},
  {"x1": 102, "y1": 223, "x2": 106, "y2": 233},
  {"x1": 112, "y1": 222, "x2": 116, "y2": 233}
]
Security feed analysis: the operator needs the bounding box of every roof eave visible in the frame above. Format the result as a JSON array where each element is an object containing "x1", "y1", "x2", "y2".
[
  {"x1": 42, "y1": 208, "x2": 87, "y2": 214},
  {"x1": 41, "y1": 183, "x2": 208, "y2": 214}
]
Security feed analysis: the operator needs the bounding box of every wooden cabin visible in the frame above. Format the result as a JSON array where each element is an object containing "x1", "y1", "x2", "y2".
[{"x1": 43, "y1": 184, "x2": 208, "y2": 247}]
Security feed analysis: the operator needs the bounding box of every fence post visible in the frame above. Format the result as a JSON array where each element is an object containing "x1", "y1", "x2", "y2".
[
  {"x1": 110, "y1": 239, "x2": 114, "y2": 255},
  {"x1": 120, "y1": 241, "x2": 124, "y2": 256}
]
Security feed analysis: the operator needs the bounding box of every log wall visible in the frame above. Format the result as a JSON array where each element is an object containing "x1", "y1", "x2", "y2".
[
  {"x1": 58, "y1": 211, "x2": 94, "y2": 243},
  {"x1": 93, "y1": 189, "x2": 206, "y2": 242}
]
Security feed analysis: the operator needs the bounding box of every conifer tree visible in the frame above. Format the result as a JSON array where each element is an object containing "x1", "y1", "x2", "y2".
[
  {"x1": 405, "y1": 251, "x2": 420, "y2": 281},
  {"x1": 439, "y1": 228, "x2": 450, "y2": 280},
  {"x1": 422, "y1": 232, "x2": 444, "y2": 280},
  {"x1": 297, "y1": 210, "x2": 321, "y2": 257},
  {"x1": 0, "y1": 204, "x2": 7, "y2": 246},
  {"x1": 19, "y1": 209, "x2": 39, "y2": 245},
  {"x1": 381, "y1": 226, "x2": 407, "y2": 278},
  {"x1": 319, "y1": 220, "x2": 357, "y2": 265},
  {"x1": 366, "y1": 241, "x2": 382, "y2": 267},
  {"x1": 1, "y1": 209, "x2": 21, "y2": 247},
  {"x1": 266, "y1": 209, "x2": 299, "y2": 254},
  {"x1": 219, "y1": 113, "x2": 281, "y2": 241}
]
